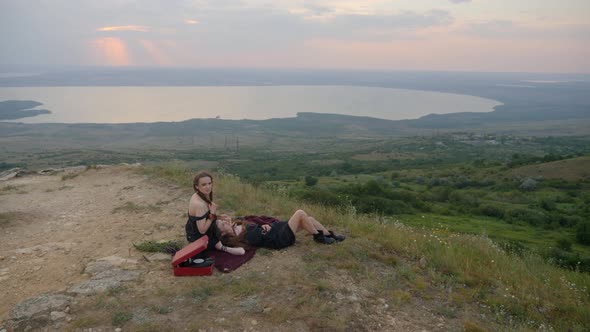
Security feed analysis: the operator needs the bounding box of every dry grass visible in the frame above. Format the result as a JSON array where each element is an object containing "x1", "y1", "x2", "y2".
[
  {"x1": 509, "y1": 156, "x2": 590, "y2": 181},
  {"x1": 214, "y1": 170, "x2": 590, "y2": 331},
  {"x1": 91, "y1": 165, "x2": 590, "y2": 331}
]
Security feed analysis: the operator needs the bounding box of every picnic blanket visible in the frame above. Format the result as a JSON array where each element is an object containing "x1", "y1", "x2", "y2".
[{"x1": 210, "y1": 215, "x2": 281, "y2": 272}]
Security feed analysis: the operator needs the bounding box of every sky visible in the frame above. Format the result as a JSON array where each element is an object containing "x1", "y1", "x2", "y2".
[{"x1": 1, "y1": 0, "x2": 589, "y2": 73}]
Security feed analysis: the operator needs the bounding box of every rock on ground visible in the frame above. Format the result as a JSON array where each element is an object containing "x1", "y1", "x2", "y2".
[{"x1": 8, "y1": 293, "x2": 73, "y2": 331}]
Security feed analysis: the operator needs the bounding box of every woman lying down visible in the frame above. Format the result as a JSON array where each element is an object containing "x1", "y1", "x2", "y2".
[{"x1": 215, "y1": 209, "x2": 345, "y2": 254}]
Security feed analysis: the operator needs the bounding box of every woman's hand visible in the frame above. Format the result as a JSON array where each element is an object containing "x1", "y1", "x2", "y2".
[
  {"x1": 235, "y1": 247, "x2": 246, "y2": 255},
  {"x1": 261, "y1": 224, "x2": 272, "y2": 232},
  {"x1": 208, "y1": 202, "x2": 217, "y2": 214}
]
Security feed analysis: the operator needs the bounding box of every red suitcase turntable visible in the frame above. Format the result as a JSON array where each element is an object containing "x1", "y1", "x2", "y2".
[{"x1": 172, "y1": 235, "x2": 215, "y2": 276}]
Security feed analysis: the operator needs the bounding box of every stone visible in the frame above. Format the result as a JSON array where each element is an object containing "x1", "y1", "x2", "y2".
[
  {"x1": 50, "y1": 311, "x2": 66, "y2": 321},
  {"x1": 8, "y1": 293, "x2": 73, "y2": 330},
  {"x1": 10, "y1": 294, "x2": 73, "y2": 321},
  {"x1": 69, "y1": 279, "x2": 121, "y2": 295},
  {"x1": 144, "y1": 231, "x2": 153, "y2": 235},
  {"x1": 419, "y1": 256, "x2": 427, "y2": 268},
  {"x1": 115, "y1": 328, "x2": 122, "y2": 332},
  {"x1": 69, "y1": 269, "x2": 141, "y2": 295}
]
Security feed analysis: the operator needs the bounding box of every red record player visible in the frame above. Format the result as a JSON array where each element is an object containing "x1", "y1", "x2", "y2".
[{"x1": 172, "y1": 235, "x2": 215, "y2": 276}]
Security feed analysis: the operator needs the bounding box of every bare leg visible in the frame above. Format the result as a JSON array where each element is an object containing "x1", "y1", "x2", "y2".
[
  {"x1": 309, "y1": 217, "x2": 329, "y2": 234},
  {"x1": 287, "y1": 210, "x2": 318, "y2": 235}
]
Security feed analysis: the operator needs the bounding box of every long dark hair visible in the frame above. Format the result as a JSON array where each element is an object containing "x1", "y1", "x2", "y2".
[
  {"x1": 193, "y1": 171, "x2": 213, "y2": 204},
  {"x1": 217, "y1": 220, "x2": 254, "y2": 250}
]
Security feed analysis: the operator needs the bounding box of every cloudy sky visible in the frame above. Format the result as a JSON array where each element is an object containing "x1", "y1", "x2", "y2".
[{"x1": 1, "y1": 0, "x2": 589, "y2": 72}]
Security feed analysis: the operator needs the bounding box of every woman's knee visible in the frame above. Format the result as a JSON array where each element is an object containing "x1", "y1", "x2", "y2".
[{"x1": 294, "y1": 209, "x2": 307, "y2": 218}]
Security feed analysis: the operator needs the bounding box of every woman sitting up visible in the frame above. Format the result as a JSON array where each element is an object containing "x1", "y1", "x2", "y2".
[
  {"x1": 215, "y1": 209, "x2": 345, "y2": 253},
  {"x1": 185, "y1": 171, "x2": 245, "y2": 255}
]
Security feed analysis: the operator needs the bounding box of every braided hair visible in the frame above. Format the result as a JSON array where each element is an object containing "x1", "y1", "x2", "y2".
[{"x1": 193, "y1": 171, "x2": 213, "y2": 204}]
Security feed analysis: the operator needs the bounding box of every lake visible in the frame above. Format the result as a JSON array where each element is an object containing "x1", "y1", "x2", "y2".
[{"x1": 0, "y1": 85, "x2": 502, "y2": 124}]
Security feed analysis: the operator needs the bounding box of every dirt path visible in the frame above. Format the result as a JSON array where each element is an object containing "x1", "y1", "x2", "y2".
[
  {"x1": 0, "y1": 166, "x2": 187, "y2": 320},
  {"x1": 0, "y1": 166, "x2": 458, "y2": 331}
]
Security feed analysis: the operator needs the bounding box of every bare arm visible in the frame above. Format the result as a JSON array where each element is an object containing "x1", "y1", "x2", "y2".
[
  {"x1": 214, "y1": 241, "x2": 245, "y2": 256},
  {"x1": 190, "y1": 197, "x2": 217, "y2": 234}
]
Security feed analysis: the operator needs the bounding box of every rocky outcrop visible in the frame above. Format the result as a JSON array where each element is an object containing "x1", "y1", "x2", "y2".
[
  {"x1": 68, "y1": 255, "x2": 141, "y2": 296},
  {"x1": 7, "y1": 293, "x2": 73, "y2": 331},
  {"x1": 0, "y1": 168, "x2": 23, "y2": 181}
]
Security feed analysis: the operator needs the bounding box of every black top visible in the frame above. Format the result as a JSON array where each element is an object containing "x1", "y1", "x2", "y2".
[
  {"x1": 244, "y1": 221, "x2": 295, "y2": 249},
  {"x1": 185, "y1": 211, "x2": 218, "y2": 251}
]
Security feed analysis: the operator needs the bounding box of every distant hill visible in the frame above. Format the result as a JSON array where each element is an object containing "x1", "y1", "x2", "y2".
[{"x1": 509, "y1": 156, "x2": 590, "y2": 181}]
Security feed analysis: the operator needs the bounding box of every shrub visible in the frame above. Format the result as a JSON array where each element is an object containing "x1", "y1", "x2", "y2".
[
  {"x1": 449, "y1": 191, "x2": 479, "y2": 208},
  {"x1": 505, "y1": 208, "x2": 548, "y2": 226},
  {"x1": 353, "y1": 196, "x2": 411, "y2": 215},
  {"x1": 519, "y1": 178, "x2": 538, "y2": 191},
  {"x1": 478, "y1": 204, "x2": 505, "y2": 219},
  {"x1": 556, "y1": 238, "x2": 573, "y2": 252},
  {"x1": 297, "y1": 189, "x2": 343, "y2": 207},
  {"x1": 539, "y1": 198, "x2": 556, "y2": 211},
  {"x1": 576, "y1": 221, "x2": 590, "y2": 245},
  {"x1": 304, "y1": 175, "x2": 318, "y2": 186}
]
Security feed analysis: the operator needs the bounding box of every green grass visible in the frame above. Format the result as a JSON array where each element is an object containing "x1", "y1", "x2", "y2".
[
  {"x1": 112, "y1": 311, "x2": 133, "y2": 326},
  {"x1": 209, "y1": 168, "x2": 590, "y2": 331},
  {"x1": 396, "y1": 214, "x2": 590, "y2": 257},
  {"x1": 133, "y1": 240, "x2": 183, "y2": 253}
]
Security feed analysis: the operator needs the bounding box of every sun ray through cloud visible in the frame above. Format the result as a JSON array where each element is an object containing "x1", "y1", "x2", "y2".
[
  {"x1": 139, "y1": 39, "x2": 173, "y2": 66},
  {"x1": 91, "y1": 37, "x2": 132, "y2": 66}
]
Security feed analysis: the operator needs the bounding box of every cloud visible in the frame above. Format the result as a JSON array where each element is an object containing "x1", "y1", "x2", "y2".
[
  {"x1": 460, "y1": 20, "x2": 590, "y2": 40},
  {"x1": 97, "y1": 25, "x2": 149, "y2": 32},
  {"x1": 314, "y1": 10, "x2": 454, "y2": 41}
]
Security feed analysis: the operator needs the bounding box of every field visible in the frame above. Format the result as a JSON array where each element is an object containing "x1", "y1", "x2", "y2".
[
  {"x1": 2, "y1": 109, "x2": 590, "y2": 330},
  {"x1": 3, "y1": 165, "x2": 590, "y2": 331}
]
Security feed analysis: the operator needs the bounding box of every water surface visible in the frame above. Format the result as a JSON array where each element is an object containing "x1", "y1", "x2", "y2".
[{"x1": 0, "y1": 85, "x2": 502, "y2": 123}]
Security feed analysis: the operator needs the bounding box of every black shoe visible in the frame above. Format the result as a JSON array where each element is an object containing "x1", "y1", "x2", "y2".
[
  {"x1": 313, "y1": 231, "x2": 335, "y2": 244},
  {"x1": 328, "y1": 230, "x2": 346, "y2": 242}
]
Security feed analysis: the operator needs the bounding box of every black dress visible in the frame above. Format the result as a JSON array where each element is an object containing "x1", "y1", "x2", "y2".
[
  {"x1": 185, "y1": 212, "x2": 218, "y2": 251},
  {"x1": 244, "y1": 221, "x2": 295, "y2": 249}
]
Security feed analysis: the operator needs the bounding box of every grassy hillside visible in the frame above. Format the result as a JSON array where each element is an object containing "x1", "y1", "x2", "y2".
[
  {"x1": 132, "y1": 166, "x2": 590, "y2": 331},
  {"x1": 509, "y1": 156, "x2": 590, "y2": 181}
]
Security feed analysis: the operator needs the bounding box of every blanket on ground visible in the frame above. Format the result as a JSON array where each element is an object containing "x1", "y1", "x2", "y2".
[{"x1": 210, "y1": 215, "x2": 281, "y2": 272}]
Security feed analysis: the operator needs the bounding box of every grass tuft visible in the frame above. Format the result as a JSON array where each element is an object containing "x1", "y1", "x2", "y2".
[
  {"x1": 133, "y1": 240, "x2": 183, "y2": 254},
  {"x1": 112, "y1": 311, "x2": 133, "y2": 326}
]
